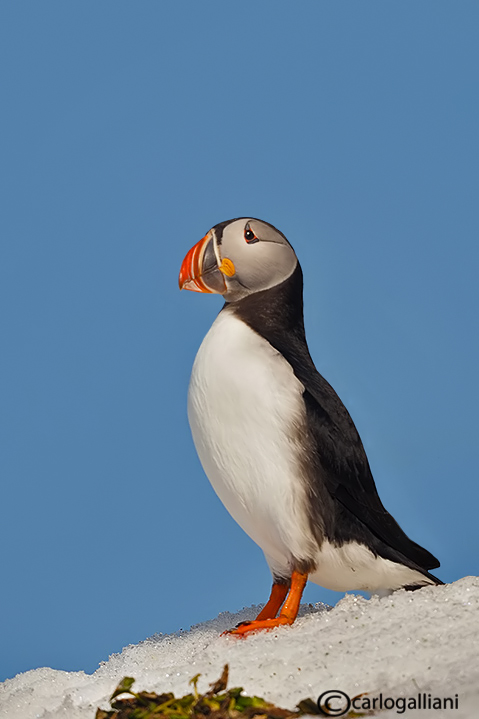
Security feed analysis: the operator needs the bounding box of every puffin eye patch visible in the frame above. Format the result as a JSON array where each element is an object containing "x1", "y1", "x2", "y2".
[{"x1": 244, "y1": 227, "x2": 259, "y2": 244}]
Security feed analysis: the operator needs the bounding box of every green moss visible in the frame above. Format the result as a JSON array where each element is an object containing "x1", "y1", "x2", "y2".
[{"x1": 95, "y1": 664, "x2": 319, "y2": 719}]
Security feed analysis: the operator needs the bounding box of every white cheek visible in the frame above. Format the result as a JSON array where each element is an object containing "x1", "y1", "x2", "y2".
[
  {"x1": 245, "y1": 249, "x2": 297, "y2": 288},
  {"x1": 223, "y1": 243, "x2": 297, "y2": 298}
]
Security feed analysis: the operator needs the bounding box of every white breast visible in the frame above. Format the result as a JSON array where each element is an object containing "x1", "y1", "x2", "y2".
[{"x1": 187, "y1": 308, "x2": 316, "y2": 578}]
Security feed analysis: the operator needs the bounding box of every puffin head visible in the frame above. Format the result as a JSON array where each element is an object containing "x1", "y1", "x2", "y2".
[{"x1": 179, "y1": 218, "x2": 298, "y2": 302}]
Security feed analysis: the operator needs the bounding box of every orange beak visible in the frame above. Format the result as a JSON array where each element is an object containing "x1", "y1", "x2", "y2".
[{"x1": 179, "y1": 234, "x2": 227, "y2": 294}]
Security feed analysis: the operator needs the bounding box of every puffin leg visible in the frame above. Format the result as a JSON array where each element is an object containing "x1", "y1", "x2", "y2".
[
  {"x1": 226, "y1": 571, "x2": 308, "y2": 637},
  {"x1": 255, "y1": 581, "x2": 289, "y2": 620}
]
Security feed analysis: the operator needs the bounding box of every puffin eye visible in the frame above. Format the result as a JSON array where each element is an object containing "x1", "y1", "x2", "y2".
[{"x1": 244, "y1": 227, "x2": 258, "y2": 244}]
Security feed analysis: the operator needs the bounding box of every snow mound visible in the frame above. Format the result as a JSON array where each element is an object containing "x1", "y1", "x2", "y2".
[{"x1": 1, "y1": 577, "x2": 478, "y2": 719}]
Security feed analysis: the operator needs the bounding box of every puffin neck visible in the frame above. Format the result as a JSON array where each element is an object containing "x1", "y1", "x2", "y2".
[{"x1": 224, "y1": 263, "x2": 314, "y2": 377}]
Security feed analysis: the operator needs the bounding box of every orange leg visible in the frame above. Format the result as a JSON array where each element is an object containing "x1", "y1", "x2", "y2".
[
  {"x1": 255, "y1": 582, "x2": 289, "y2": 620},
  {"x1": 225, "y1": 571, "x2": 308, "y2": 637}
]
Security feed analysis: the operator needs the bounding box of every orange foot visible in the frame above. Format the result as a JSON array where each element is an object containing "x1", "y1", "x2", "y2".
[{"x1": 223, "y1": 571, "x2": 308, "y2": 638}]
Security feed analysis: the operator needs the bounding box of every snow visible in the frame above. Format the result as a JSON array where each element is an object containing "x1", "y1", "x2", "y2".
[{"x1": 1, "y1": 577, "x2": 478, "y2": 719}]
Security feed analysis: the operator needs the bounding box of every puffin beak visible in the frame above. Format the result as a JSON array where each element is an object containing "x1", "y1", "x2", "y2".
[{"x1": 179, "y1": 234, "x2": 227, "y2": 294}]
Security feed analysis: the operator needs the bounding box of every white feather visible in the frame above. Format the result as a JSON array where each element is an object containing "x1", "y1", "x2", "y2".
[
  {"x1": 310, "y1": 540, "x2": 432, "y2": 592},
  {"x1": 188, "y1": 308, "x2": 315, "y2": 574}
]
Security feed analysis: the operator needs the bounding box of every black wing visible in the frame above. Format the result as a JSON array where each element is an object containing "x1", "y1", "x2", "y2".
[{"x1": 301, "y1": 369, "x2": 440, "y2": 570}]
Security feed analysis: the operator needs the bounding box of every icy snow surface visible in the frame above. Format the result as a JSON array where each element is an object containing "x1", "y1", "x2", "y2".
[{"x1": 1, "y1": 577, "x2": 478, "y2": 719}]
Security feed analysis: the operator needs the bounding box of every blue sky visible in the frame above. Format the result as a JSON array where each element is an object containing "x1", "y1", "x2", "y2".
[{"x1": 1, "y1": 1, "x2": 478, "y2": 682}]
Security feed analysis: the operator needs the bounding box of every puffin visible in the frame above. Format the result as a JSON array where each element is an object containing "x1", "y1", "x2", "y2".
[{"x1": 179, "y1": 217, "x2": 442, "y2": 636}]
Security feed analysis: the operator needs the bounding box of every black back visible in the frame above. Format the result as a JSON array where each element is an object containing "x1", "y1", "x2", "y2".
[{"x1": 228, "y1": 263, "x2": 440, "y2": 575}]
